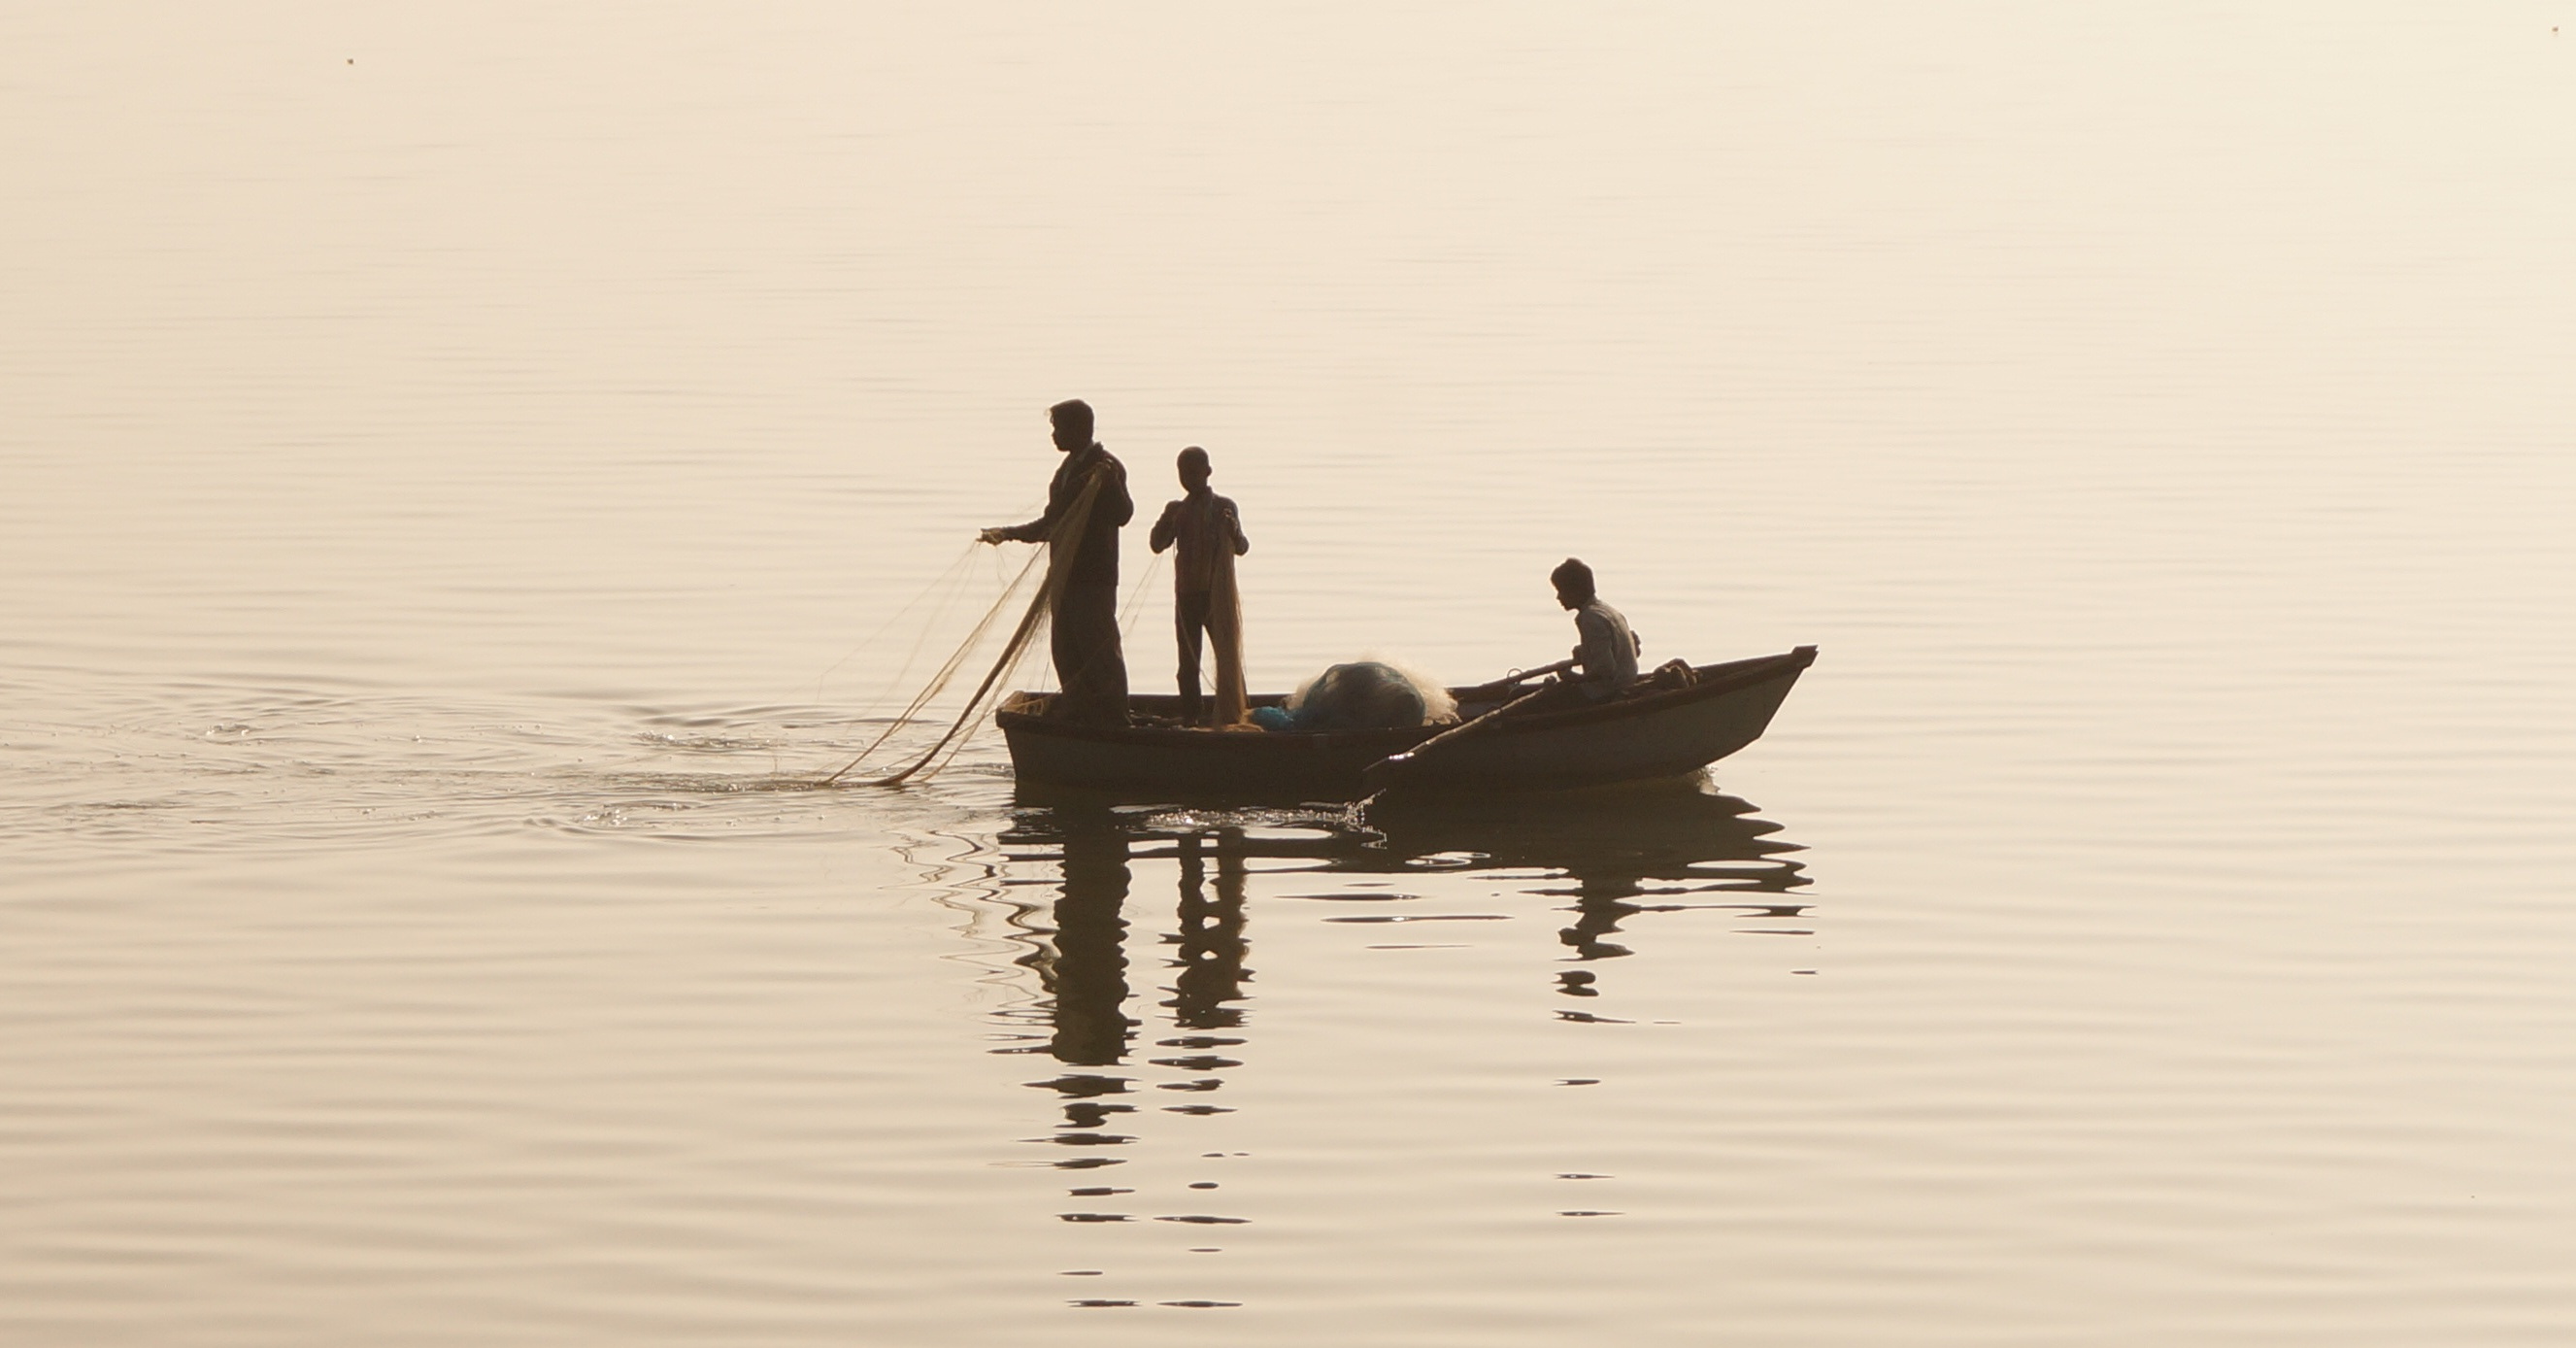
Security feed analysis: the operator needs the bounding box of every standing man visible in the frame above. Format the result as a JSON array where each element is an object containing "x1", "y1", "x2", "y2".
[
  {"x1": 1551, "y1": 557, "x2": 1639, "y2": 702},
  {"x1": 981, "y1": 400, "x2": 1133, "y2": 725},
  {"x1": 1148, "y1": 446, "x2": 1251, "y2": 725}
]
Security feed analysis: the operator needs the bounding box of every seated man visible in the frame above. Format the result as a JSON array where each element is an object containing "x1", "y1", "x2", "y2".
[{"x1": 1550, "y1": 556, "x2": 1639, "y2": 702}]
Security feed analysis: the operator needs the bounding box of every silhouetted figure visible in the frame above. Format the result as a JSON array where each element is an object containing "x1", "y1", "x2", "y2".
[
  {"x1": 981, "y1": 400, "x2": 1133, "y2": 725},
  {"x1": 1548, "y1": 556, "x2": 1639, "y2": 703},
  {"x1": 1148, "y1": 447, "x2": 1250, "y2": 725}
]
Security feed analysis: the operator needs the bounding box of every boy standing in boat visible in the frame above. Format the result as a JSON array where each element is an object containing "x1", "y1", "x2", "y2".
[
  {"x1": 1551, "y1": 556, "x2": 1638, "y2": 702},
  {"x1": 1149, "y1": 447, "x2": 1250, "y2": 725},
  {"x1": 980, "y1": 399, "x2": 1133, "y2": 726}
]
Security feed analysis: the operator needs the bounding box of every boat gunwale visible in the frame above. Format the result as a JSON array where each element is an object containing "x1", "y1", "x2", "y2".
[{"x1": 994, "y1": 645, "x2": 1817, "y2": 746}]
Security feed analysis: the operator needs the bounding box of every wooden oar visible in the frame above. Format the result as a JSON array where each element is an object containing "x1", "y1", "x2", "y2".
[
  {"x1": 1438, "y1": 657, "x2": 1576, "y2": 704},
  {"x1": 1499, "y1": 657, "x2": 1578, "y2": 687},
  {"x1": 1359, "y1": 658, "x2": 1574, "y2": 795}
]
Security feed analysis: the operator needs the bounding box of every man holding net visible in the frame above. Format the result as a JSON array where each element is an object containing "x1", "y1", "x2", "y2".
[{"x1": 980, "y1": 399, "x2": 1133, "y2": 725}]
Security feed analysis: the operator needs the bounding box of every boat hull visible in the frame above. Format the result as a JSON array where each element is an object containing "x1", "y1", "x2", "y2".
[{"x1": 997, "y1": 646, "x2": 1815, "y2": 800}]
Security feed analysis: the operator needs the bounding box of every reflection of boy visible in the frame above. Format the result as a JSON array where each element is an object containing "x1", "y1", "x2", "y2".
[
  {"x1": 1551, "y1": 556, "x2": 1638, "y2": 702},
  {"x1": 1149, "y1": 447, "x2": 1250, "y2": 725}
]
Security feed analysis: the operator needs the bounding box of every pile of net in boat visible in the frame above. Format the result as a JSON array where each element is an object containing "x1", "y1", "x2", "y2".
[{"x1": 1249, "y1": 660, "x2": 1457, "y2": 732}]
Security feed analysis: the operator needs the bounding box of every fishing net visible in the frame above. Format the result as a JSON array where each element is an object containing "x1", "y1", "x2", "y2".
[
  {"x1": 1282, "y1": 660, "x2": 1456, "y2": 731},
  {"x1": 824, "y1": 464, "x2": 1128, "y2": 787},
  {"x1": 1210, "y1": 535, "x2": 1248, "y2": 726}
]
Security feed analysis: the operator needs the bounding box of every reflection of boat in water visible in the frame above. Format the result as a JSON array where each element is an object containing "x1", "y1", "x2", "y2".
[
  {"x1": 996, "y1": 647, "x2": 1817, "y2": 799},
  {"x1": 1410, "y1": 785, "x2": 1808, "y2": 965},
  {"x1": 997, "y1": 781, "x2": 1805, "y2": 1053},
  {"x1": 1356, "y1": 782, "x2": 1805, "y2": 888},
  {"x1": 1011, "y1": 776, "x2": 1807, "y2": 892},
  {"x1": 987, "y1": 782, "x2": 1810, "y2": 1238},
  {"x1": 1345, "y1": 782, "x2": 1811, "y2": 968}
]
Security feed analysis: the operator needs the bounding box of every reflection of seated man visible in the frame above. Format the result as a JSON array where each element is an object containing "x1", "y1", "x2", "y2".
[{"x1": 1545, "y1": 556, "x2": 1639, "y2": 705}]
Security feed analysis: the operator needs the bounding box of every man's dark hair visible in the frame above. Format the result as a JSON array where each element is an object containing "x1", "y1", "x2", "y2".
[
  {"x1": 1050, "y1": 399, "x2": 1095, "y2": 443},
  {"x1": 1551, "y1": 556, "x2": 1595, "y2": 602},
  {"x1": 1177, "y1": 445, "x2": 1211, "y2": 476}
]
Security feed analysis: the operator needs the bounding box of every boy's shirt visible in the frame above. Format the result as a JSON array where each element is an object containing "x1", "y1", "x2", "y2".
[{"x1": 1151, "y1": 489, "x2": 1250, "y2": 595}]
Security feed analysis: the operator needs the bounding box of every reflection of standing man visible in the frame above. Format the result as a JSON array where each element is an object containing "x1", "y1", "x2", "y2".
[
  {"x1": 1044, "y1": 807, "x2": 1135, "y2": 1067},
  {"x1": 981, "y1": 400, "x2": 1133, "y2": 725},
  {"x1": 1148, "y1": 447, "x2": 1250, "y2": 725}
]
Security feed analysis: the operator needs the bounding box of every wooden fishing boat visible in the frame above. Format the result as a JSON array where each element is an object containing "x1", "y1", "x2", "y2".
[{"x1": 996, "y1": 645, "x2": 1816, "y2": 799}]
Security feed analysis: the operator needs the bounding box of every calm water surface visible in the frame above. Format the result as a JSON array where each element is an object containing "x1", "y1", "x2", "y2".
[{"x1": 7, "y1": 6, "x2": 2575, "y2": 1344}]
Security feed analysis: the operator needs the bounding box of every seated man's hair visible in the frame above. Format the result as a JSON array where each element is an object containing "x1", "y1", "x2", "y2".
[
  {"x1": 1050, "y1": 399, "x2": 1095, "y2": 442},
  {"x1": 1551, "y1": 556, "x2": 1595, "y2": 600}
]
